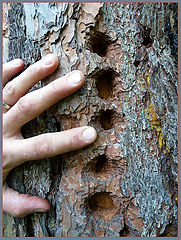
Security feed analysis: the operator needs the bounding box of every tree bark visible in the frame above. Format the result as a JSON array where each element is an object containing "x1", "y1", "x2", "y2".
[{"x1": 3, "y1": 2, "x2": 178, "y2": 237}]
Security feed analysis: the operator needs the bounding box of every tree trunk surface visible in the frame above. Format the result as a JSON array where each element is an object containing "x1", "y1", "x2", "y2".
[{"x1": 3, "y1": 2, "x2": 178, "y2": 237}]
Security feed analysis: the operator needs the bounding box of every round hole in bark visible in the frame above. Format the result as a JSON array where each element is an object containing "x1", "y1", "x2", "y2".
[
  {"x1": 100, "y1": 109, "x2": 114, "y2": 130},
  {"x1": 89, "y1": 30, "x2": 112, "y2": 57},
  {"x1": 86, "y1": 192, "x2": 118, "y2": 220},
  {"x1": 95, "y1": 69, "x2": 117, "y2": 99},
  {"x1": 95, "y1": 155, "x2": 108, "y2": 173},
  {"x1": 142, "y1": 26, "x2": 153, "y2": 47},
  {"x1": 133, "y1": 60, "x2": 140, "y2": 67},
  {"x1": 119, "y1": 225, "x2": 130, "y2": 236},
  {"x1": 82, "y1": 154, "x2": 110, "y2": 180}
]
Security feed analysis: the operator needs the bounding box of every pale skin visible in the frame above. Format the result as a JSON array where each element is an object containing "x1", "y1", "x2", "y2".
[{"x1": 3, "y1": 54, "x2": 97, "y2": 217}]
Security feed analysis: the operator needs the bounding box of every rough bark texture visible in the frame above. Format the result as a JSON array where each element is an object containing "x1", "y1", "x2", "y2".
[{"x1": 3, "y1": 2, "x2": 178, "y2": 237}]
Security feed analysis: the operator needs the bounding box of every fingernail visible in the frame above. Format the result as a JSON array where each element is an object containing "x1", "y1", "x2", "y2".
[
  {"x1": 41, "y1": 55, "x2": 53, "y2": 66},
  {"x1": 68, "y1": 71, "x2": 82, "y2": 86},
  {"x1": 33, "y1": 209, "x2": 49, "y2": 213},
  {"x1": 12, "y1": 59, "x2": 23, "y2": 65},
  {"x1": 82, "y1": 127, "x2": 97, "y2": 142}
]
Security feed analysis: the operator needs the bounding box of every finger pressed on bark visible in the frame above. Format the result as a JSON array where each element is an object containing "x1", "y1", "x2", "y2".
[
  {"x1": 3, "y1": 71, "x2": 85, "y2": 136},
  {"x1": 5, "y1": 127, "x2": 97, "y2": 166},
  {"x1": 3, "y1": 183, "x2": 50, "y2": 217}
]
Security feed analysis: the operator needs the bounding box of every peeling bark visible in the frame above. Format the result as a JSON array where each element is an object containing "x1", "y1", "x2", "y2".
[{"x1": 3, "y1": 2, "x2": 178, "y2": 237}]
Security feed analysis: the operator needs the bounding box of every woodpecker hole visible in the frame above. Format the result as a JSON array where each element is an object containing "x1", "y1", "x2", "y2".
[
  {"x1": 82, "y1": 154, "x2": 115, "y2": 181},
  {"x1": 95, "y1": 69, "x2": 117, "y2": 99},
  {"x1": 95, "y1": 155, "x2": 107, "y2": 173},
  {"x1": 85, "y1": 154, "x2": 108, "y2": 174},
  {"x1": 119, "y1": 225, "x2": 131, "y2": 237},
  {"x1": 99, "y1": 109, "x2": 115, "y2": 130},
  {"x1": 89, "y1": 30, "x2": 112, "y2": 57},
  {"x1": 133, "y1": 60, "x2": 140, "y2": 67},
  {"x1": 142, "y1": 26, "x2": 153, "y2": 47},
  {"x1": 86, "y1": 192, "x2": 118, "y2": 220}
]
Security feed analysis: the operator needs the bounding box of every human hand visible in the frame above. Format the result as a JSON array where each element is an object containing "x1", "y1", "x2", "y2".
[{"x1": 3, "y1": 54, "x2": 97, "y2": 217}]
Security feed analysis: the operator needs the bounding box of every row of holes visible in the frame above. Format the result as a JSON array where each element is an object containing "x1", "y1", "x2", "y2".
[
  {"x1": 85, "y1": 27, "x2": 153, "y2": 224},
  {"x1": 82, "y1": 25, "x2": 152, "y2": 233},
  {"x1": 86, "y1": 31, "x2": 119, "y2": 220}
]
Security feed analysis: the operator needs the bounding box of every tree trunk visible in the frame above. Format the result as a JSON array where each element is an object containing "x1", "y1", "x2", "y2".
[{"x1": 3, "y1": 2, "x2": 178, "y2": 237}]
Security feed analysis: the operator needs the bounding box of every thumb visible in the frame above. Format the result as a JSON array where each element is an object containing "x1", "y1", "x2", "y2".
[{"x1": 3, "y1": 183, "x2": 50, "y2": 217}]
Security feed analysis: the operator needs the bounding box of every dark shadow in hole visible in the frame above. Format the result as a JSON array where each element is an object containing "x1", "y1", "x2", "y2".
[
  {"x1": 133, "y1": 60, "x2": 140, "y2": 67},
  {"x1": 100, "y1": 109, "x2": 114, "y2": 130},
  {"x1": 86, "y1": 192, "x2": 119, "y2": 220},
  {"x1": 95, "y1": 155, "x2": 108, "y2": 173},
  {"x1": 142, "y1": 26, "x2": 153, "y2": 47},
  {"x1": 87, "y1": 192, "x2": 113, "y2": 211},
  {"x1": 89, "y1": 30, "x2": 113, "y2": 57},
  {"x1": 95, "y1": 69, "x2": 118, "y2": 99},
  {"x1": 119, "y1": 225, "x2": 130, "y2": 237}
]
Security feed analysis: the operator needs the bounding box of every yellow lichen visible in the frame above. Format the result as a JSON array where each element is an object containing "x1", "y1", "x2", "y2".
[
  {"x1": 146, "y1": 73, "x2": 150, "y2": 87},
  {"x1": 146, "y1": 76, "x2": 170, "y2": 154},
  {"x1": 137, "y1": 72, "x2": 170, "y2": 154}
]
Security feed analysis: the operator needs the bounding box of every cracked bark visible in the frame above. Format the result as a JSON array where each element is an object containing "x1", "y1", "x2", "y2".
[{"x1": 3, "y1": 2, "x2": 178, "y2": 237}]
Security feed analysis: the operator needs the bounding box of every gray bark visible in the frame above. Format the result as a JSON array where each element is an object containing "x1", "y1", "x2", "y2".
[{"x1": 3, "y1": 2, "x2": 178, "y2": 237}]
